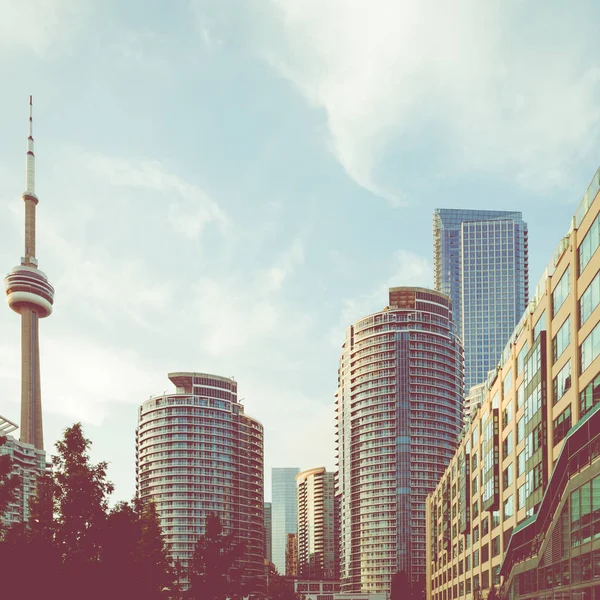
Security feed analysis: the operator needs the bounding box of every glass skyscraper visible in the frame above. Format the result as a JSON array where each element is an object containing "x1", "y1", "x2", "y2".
[
  {"x1": 271, "y1": 467, "x2": 300, "y2": 575},
  {"x1": 433, "y1": 209, "x2": 528, "y2": 392},
  {"x1": 335, "y1": 287, "x2": 464, "y2": 594}
]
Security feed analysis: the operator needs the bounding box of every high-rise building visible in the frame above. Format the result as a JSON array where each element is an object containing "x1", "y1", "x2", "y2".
[
  {"x1": 335, "y1": 287, "x2": 464, "y2": 594},
  {"x1": 433, "y1": 209, "x2": 528, "y2": 392},
  {"x1": 136, "y1": 372, "x2": 264, "y2": 595},
  {"x1": 272, "y1": 467, "x2": 300, "y2": 575},
  {"x1": 264, "y1": 501, "x2": 272, "y2": 564},
  {"x1": 296, "y1": 467, "x2": 338, "y2": 580},
  {"x1": 1, "y1": 97, "x2": 52, "y2": 527},
  {"x1": 426, "y1": 166, "x2": 600, "y2": 600}
]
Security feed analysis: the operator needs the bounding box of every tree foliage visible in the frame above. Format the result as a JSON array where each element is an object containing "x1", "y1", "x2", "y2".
[
  {"x1": 0, "y1": 423, "x2": 174, "y2": 600},
  {"x1": 266, "y1": 563, "x2": 303, "y2": 600},
  {"x1": 187, "y1": 513, "x2": 246, "y2": 600}
]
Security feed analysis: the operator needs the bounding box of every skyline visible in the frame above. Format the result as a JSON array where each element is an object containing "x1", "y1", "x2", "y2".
[{"x1": 0, "y1": 0, "x2": 599, "y2": 504}]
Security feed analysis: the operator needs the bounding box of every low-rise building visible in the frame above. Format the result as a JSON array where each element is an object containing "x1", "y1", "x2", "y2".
[{"x1": 426, "y1": 166, "x2": 600, "y2": 599}]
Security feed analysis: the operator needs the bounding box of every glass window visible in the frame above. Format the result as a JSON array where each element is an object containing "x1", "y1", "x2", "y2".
[
  {"x1": 579, "y1": 213, "x2": 600, "y2": 274},
  {"x1": 580, "y1": 372, "x2": 600, "y2": 417},
  {"x1": 580, "y1": 321, "x2": 600, "y2": 373},
  {"x1": 517, "y1": 416, "x2": 525, "y2": 443},
  {"x1": 517, "y1": 383, "x2": 524, "y2": 410},
  {"x1": 579, "y1": 270, "x2": 600, "y2": 326},
  {"x1": 552, "y1": 266, "x2": 570, "y2": 317},
  {"x1": 518, "y1": 484, "x2": 527, "y2": 510},
  {"x1": 517, "y1": 450, "x2": 525, "y2": 477},
  {"x1": 517, "y1": 343, "x2": 529, "y2": 378},
  {"x1": 502, "y1": 431, "x2": 513, "y2": 457},
  {"x1": 553, "y1": 316, "x2": 571, "y2": 363},
  {"x1": 503, "y1": 495, "x2": 514, "y2": 519},
  {"x1": 534, "y1": 311, "x2": 546, "y2": 339},
  {"x1": 553, "y1": 405, "x2": 572, "y2": 445},
  {"x1": 503, "y1": 463, "x2": 514, "y2": 489},
  {"x1": 552, "y1": 360, "x2": 572, "y2": 405}
]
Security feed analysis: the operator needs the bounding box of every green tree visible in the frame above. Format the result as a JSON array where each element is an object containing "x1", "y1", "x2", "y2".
[
  {"x1": 187, "y1": 513, "x2": 246, "y2": 600},
  {"x1": 266, "y1": 564, "x2": 302, "y2": 600},
  {"x1": 52, "y1": 423, "x2": 114, "y2": 600},
  {"x1": 0, "y1": 435, "x2": 20, "y2": 538},
  {"x1": 137, "y1": 500, "x2": 174, "y2": 598}
]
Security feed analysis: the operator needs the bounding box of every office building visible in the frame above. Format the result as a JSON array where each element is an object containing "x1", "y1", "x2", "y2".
[
  {"x1": 296, "y1": 467, "x2": 338, "y2": 580},
  {"x1": 272, "y1": 467, "x2": 300, "y2": 575},
  {"x1": 136, "y1": 372, "x2": 264, "y2": 595},
  {"x1": 336, "y1": 287, "x2": 464, "y2": 594},
  {"x1": 1, "y1": 97, "x2": 52, "y2": 528},
  {"x1": 426, "y1": 166, "x2": 600, "y2": 600},
  {"x1": 433, "y1": 209, "x2": 528, "y2": 392}
]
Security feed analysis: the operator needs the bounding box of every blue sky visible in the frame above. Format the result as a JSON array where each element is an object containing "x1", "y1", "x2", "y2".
[{"x1": 0, "y1": 0, "x2": 599, "y2": 502}]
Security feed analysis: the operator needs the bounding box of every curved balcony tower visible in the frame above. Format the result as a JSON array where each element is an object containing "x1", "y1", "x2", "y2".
[{"x1": 4, "y1": 97, "x2": 54, "y2": 450}]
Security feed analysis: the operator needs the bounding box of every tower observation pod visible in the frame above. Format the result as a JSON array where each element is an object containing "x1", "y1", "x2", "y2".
[{"x1": 4, "y1": 96, "x2": 54, "y2": 450}]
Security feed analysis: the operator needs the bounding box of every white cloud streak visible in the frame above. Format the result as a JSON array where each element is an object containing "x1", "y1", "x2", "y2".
[{"x1": 261, "y1": 0, "x2": 600, "y2": 200}]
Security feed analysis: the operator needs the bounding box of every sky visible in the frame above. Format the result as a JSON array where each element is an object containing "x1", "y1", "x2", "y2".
[{"x1": 0, "y1": 0, "x2": 599, "y2": 503}]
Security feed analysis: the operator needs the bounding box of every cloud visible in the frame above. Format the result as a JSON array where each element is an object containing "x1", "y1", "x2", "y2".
[
  {"x1": 83, "y1": 153, "x2": 229, "y2": 239},
  {"x1": 187, "y1": 239, "x2": 309, "y2": 356},
  {"x1": 0, "y1": 0, "x2": 90, "y2": 56},
  {"x1": 259, "y1": 0, "x2": 600, "y2": 199}
]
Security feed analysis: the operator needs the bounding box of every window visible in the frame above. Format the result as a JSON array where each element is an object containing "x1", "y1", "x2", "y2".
[
  {"x1": 552, "y1": 360, "x2": 572, "y2": 404},
  {"x1": 492, "y1": 535, "x2": 500, "y2": 558},
  {"x1": 472, "y1": 499, "x2": 479, "y2": 519},
  {"x1": 517, "y1": 343, "x2": 529, "y2": 378},
  {"x1": 517, "y1": 450, "x2": 525, "y2": 477},
  {"x1": 481, "y1": 543, "x2": 489, "y2": 563},
  {"x1": 503, "y1": 495, "x2": 514, "y2": 519},
  {"x1": 502, "y1": 402, "x2": 513, "y2": 430},
  {"x1": 534, "y1": 311, "x2": 546, "y2": 339},
  {"x1": 580, "y1": 372, "x2": 600, "y2": 417},
  {"x1": 503, "y1": 369, "x2": 513, "y2": 399},
  {"x1": 517, "y1": 416, "x2": 525, "y2": 443},
  {"x1": 473, "y1": 525, "x2": 479, "y2": 543},
  {"x1": 552, "y1": 266, "x2": 570, "y2": 317},
  {"x1": 482, "y1": 516, "x2": 489, "y2": 536},
  {"x1": 578, "y1": 212, "x2": 600, "y2": 274},
  {"x1": 553, "y1": 405, "x2": 572, "y2": 445},
  {"x1": 517, "y1": 383, "x2": 524, "y2": 410},
  {"x1": 580, "y1": 270, "x2": 600, "y2": 326},
  {"x1": 472, "y1": 475, "x2": 478, "y2": 494},
  {"x1": 553, "y1": 316, "x2": 571, "y2": 363},
  {"x1": 473, "y1": 549, "x2": 479, "y2": 567},
  {"x1": 580, "y1": 321, "x2": 600, "y2": 373},
  {"x1": 502, "y1": 431, "x2": 513, "y2": 457},
  {"x1": 503, "y1": 463, "x2": 513, "y2": 489},
  {"x1": 518, "y1": 484, "x2": 527, "y2": 510}
]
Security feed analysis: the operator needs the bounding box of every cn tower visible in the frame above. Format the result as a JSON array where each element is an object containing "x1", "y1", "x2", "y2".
[{"x1": 4, "y1": 97, "x2": 54, "y2": 450}]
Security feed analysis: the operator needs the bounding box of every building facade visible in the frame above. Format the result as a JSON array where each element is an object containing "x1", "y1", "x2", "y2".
[
  {"x1": 426, "y1": 166, "x2": 600, "y2": 600},
  {"x1": 336, "y1": 287, "x2": 464, "y2": 594},
  {"x1": 136, "y1": 372, "x2": 264, "y2": 595},
  {"x1": 265, "y1": 501, "x2": 272, "y2": 564},
  {"x1": 272, "y1": 467, "x2": 300, "y2": 575},
  {"x1": 0, "y1": 416, "x2": 47, "y2": 528},
  {"x1": 296, "y1": 467, "x2": 338, "y2": 580},
  {"x1": 433, "y1": 209, "x2": 528, "y2": 392}
]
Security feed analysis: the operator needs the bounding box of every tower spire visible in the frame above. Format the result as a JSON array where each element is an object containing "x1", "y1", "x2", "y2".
[{"x1": 25, "y1": 95, "x2": 36, "y2": 198}]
